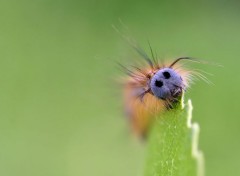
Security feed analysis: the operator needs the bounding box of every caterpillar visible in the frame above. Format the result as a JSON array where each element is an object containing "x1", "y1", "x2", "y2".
[{"x1": 121, "y1": 46, "x2": 204, "y2": 138}]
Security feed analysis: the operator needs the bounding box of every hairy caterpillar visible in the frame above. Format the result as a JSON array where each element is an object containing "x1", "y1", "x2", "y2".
[{"x1": 121, "y1": 46, "x2": 206, "y2": 138}]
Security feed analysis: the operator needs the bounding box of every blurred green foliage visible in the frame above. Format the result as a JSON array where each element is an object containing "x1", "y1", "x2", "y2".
[{"x1": 0, "y1": 0, "x2": 239, "y2": 176}]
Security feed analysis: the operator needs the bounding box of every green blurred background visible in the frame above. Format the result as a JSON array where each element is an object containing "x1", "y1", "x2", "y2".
[{"x1": 0, "y1": 0, "x2": 239, "y2": 176}]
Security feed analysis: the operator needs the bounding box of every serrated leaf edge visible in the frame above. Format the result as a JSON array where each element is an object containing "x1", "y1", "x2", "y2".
[{"x1": 186, "y1": 99, "x2": 205, "y2": 176}]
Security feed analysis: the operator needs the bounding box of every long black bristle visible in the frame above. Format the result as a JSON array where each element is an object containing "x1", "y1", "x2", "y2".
[
  {"x1": 169, "y1": 57, "x2": 200, "y2": 68},
  {"x1": 133, "y1": 46, "x2": 154, "y2": 69},
  {"x1": 148, "y1": 41, "x2": 159, "y2": 69}
]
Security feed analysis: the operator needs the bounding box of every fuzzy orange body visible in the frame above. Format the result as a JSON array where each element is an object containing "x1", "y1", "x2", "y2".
[{"x1": 124, "y1": 85, "x2": 165, "y2": 137}]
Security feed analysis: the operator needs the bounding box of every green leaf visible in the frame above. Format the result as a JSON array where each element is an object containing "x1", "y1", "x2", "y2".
[{"x1": 144, "y1": 98, "x2": 204, "y2": 176}]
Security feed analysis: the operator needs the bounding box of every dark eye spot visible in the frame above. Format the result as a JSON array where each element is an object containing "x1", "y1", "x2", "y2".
[
  {"x1": 155, "y1": 80, "x2": 163, "y2": 87},
  {"x1": 163, "y1": 71, "x2": 171, "y2": 79}
]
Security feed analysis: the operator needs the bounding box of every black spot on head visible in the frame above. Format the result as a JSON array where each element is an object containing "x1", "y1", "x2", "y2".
[
  {"x1": 155, "y1": 80, "x2": 163, "y2": 87},
  {"x1": 163, "y1": 71, "x2": 171, "y2": 79}
]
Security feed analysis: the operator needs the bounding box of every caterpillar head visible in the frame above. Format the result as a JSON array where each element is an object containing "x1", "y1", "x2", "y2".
[{"x1": 150, "y1": 68, "x2": 184, "y2": 100}]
